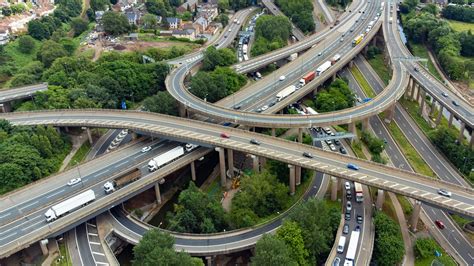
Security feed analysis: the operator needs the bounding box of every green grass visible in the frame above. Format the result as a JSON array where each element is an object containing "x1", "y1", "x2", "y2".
[
  {"x1": 71, "y1": 23, "x2": 96, "y2": 49},
  {"x1": 396, "y1": 194, "x2": 413, "y2": 216},
  {"x1": 399, "y1": 98, "x2": 433, "y2": 134},
  {"x1": 204, "y1": 177, "x2": 222, "y2": 198},
  {"x1": 385, "y1": 119, "x2": 436, "y2": 178},
  {"x1": 414, "y1": 240, "x2": 457, "y2": 266},
  {"x1": 52, "y1": 242, "x2": 73, "y2": 266},
  {"x1": 367, "y1": 54, "x2": 392, "y2": 85},
  {"x1": 351, "y1": 140, "x2": 367, "y2": 160},
  {"x1": 447, "y1": 19, "x2": 474, "y2": 32},
  {"x1": 409, "y1": 43, "x2": 443, "y2": 81},
  {"x1": 67, "y1": 141, "x2": 91, "y2": 168},
  {"x1": 350, "y1": 66, "x2": 376, "y2": 98}
]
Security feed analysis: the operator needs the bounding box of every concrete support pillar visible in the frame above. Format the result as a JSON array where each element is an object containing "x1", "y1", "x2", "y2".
[
  {"x1": 271, "y1": 128, "x2": 276, "y2": 137},
  {"x1": 295, "y1": 166, "x2": 301, "y2": 185},
  {"x1": 349, "y1": 122, "x2": 357, "y2": 138},
  {"x1": 155, "y1": 183, "x2": 162, "y2": 204},
  {"x1": 375, "y1": 189, "x2": 384, "y2": 210},
  {"x1": 448, "y1": 113, "x2": 454, "y2": 128},
  {"x1": 190, "y1": 161, "x2": 196, "y2": 181},
  {"x1": 404, "y1": 82, "x2": 411, "y2": 100},
  {"x1": 332, "y1": 73, "x2": 337, "y2": 82},
  {"x1": 86, "y1": 127, "x2": 93, "y2": 145},
  {"x1": 372, "y1": 37, "x2": 377, "y2": 46},
  {"x1": 361, "y1": 117, "x2": 369, "y2": 132},
  {"x1": 251, "y1": 155, "x2": 259, "y2": 173},
  {"x1": 416, "y1": 84, "x2": 422, "y2": 103},
  {"x1": 419, "y1": 90, "x2": 426, "y2": 115},
  {"x1": 227, "y1": 149, "x2": 234, "y2": 178},
  {"x1": 298, "y1": 128, "x2": 303, "y2": 143},
  {"x1": 64, "y1": 126, "x2": 69, "y2": 133},
  {"x1": 39, "y1": 239, "x2": 49, "y2": 256},
  {"x1": 331, "y1": 177, "x2": 338, "y2": 201},
  {"x1": 259, "y1": 156, "x2": 267, "y2": 169},
  {"x1": 56, "y1": 127, "x2": 61, "y2": 134},
  {"x1": 410, "y1": 200, "x2": 422, "y2": 232},
  {"x1": 470, "y1": 133, "x2": 474, "y2": 149},
  {"x1": 288, "y1": 165, "x2": 296, "y2": 195},
  {"x1": 410, "y1": 79, "x2": 417, "y2": 100},
  {"x1": 349, "y1": 60, "x2": 354, "y2": 68},
  {"x1": 206, "y1": 256, "x2": 212, "y2": 266},
  {"x1": 363, "y1": 45, "x2": 369, "y2": 56},
  {"x1": 216, "y1": 147, "x2": 226, "y2": 187},
  {"x1": 0, "y1": 102, "x2": 12, "y2": 113},
  {"x1": 384, "y1": 104, "x2": 396, "y2": 123},
  {"x1": 178, "y1": 102, "x2": 187, "y2": 118},
  {"x1": 458, "y1": 122, "x2": 465, "y2": 142},
  {"x1": 430, "y1": 99, "x2": 437, "y2": 117},
  {"x1": 131, "y1": 131, "x2": 138, "y2": 140},
  {"x1": 436, "y1": 105, "x2": 444, "y2": 126}
]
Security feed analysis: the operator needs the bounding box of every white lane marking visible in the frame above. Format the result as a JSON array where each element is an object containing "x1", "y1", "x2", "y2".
[
  {"x1": 21, "y1": 220, "x2": 43, "y2": 231},
  {"x1": 452, "y1": 237, "x2": 460, "y2": 244},
  {"x1": 89, "y1": 241, "x2": 101, "y2": 245},
  {"x1": 19, "y1": 200, "x2": 39, "y2": 211},
  {"x1": 92, "y1": 251, "x2": 106, "y2": 256},
  {"x1": 133, "y1": 154, "x2": 143, "y2": 159},
  {"x1": 0, "y1": 232, "x2": 17, "y2": 241},
  {"x1": 115, "y1": 161, "x2": 128, "y2": 168},
  {"x1": 96, "y1": 169, "x2": 109, "y2": 176},
  {"x1": 0, "y1": 212, "x2": 11, "y2": 219},
  {"x1": 46, "y1": 189, "x2": 65, "y2": 199},
  {"x1": 88, "y1": 233, "x2": 99, "y2": 236},
  {"x1": 95, "y1": 262, "x2": 110, "y2": 266}
]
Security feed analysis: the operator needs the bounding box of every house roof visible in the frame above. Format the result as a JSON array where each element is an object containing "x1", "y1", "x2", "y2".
[
  {"x1": 172, "y1": 29, "x2": 195, "y2": 35},
  {"x1": 166, "y1": 17, "x2": 181, "y2": 24}
]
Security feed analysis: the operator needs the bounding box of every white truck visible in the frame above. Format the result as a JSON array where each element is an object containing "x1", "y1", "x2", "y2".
[
  {"x1": 103, "y1": 168, "x2": 141, "y2": 194},
  {"x1": 185, "y1": 143, "x2": 199, "y2": 152},
  {"x1": 316, "y1": 61, "x2": 332, "y2": 76},
  {"x1": 276, "y1": 85, "x2": 296, "y2": 101},
  {"x1": 148, "y1": 146, "x2": 185, "y2": 172},
  {"x1": 44, "y1": 189, "x2": 96, "y2": 222},
  {"x1": 337, "y1": 236, "x2": 347, "y2": 253},
  {"x1": 288, "y1": 53, "x2": 298, "y2": 61}
]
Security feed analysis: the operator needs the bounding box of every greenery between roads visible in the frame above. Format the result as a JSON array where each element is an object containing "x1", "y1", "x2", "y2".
[
  {"x1": 304, "y1": 78, "x2": 355, "y2": 112},
  {"x1": 414, "y1": 237, "x2": 456, "y2": 266},
  {"x1": 372, "y1": 211, "x2": 405, "y2": 265},
  {"x1": 52, "y1": 241, "x2": 73, "y2": 266},
  {"x1": 407, "y1": 42, "x2": 443, "y2": 81},
  {"x1": 67, "y1": 141, "x2": 91, "y2": 168},
  {"x1": 133, "y1": 229, "x2": 203, "y2": 265},
  {"x1": 350, "y1": 66, "x2": 376, "y2": 98},
  {"x1": 0, "y1": 120, "x2": 71, "y2": 195},
  {"x1": 251, "y1": 15, "x2": 292, "y2": 57},
  {"x1": 275, "y1": 0, "x2": 315, "y2": 33},
  {"x1": 365, "y1": 47, "x2": 392, "y2": 85},
  {"x1": 252, "y1": 199, "x2": 340, "y2": 265}
]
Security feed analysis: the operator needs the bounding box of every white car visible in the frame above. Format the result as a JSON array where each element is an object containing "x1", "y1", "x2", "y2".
[
  {"x1": 279, "y1": 75, "x2": 286, "y2": 81},
  {"x1": 329, "y1": 144, "x2": 337, "y2": 151},
  {"x1": 437, "y1": 189, "x2": 452, "y2": 197},
  {"x1": 345, "y1": 181, "x2": 351, "y2": 191},
  {"x1": 67, "y1": 178, "x2": 82, "y2": 186},
  {"x1": 141, "y1": 146, "x2": 152, "y2": 153},
  {"x1": 260, "y1": 105, "x2": 269, "y2": 111}
]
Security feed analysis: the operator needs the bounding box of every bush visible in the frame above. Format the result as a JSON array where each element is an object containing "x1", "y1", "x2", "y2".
[
  {"x1": 414, "y1": 238, "x2": 438, "y2": 259},
  {"x1": 17, "y1": 35, "x2": 36, "y2": 54}
]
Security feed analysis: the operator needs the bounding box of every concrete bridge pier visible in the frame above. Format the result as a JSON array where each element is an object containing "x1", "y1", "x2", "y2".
[
  {"x1": 260, "y1": 156, "x2": 267, "y2": 169},
  {"x1": 332, "y1": 73, "x2": 337, "y2": 82},
  {"x1": 155, "y1": 183, "x2": 162, "y2": 204},
  {"x1": 375, "y1": 189, "x2": 385, "y2": 210},
  {"x1": 349, "y1": 60, "x2": 354, "y2": 68},
  {"x1": 458, "y1": 122, "x2": 465, "y2": 142},
  {"x1": 39, "y1": 239, "x2": 49, "y2": 256},
  {"x1": 349, "y1": 122, "x2": 357, "y2": 142},
  {"x1": 361, "y1": 117, "x2": 369, "y2": 132},
  {"x1": 410, "y1": 200, "x2": 422, "y2": 232},
  {"x1": 178, "y1": 102, "x2": 187, "y2": 118},
  {"x1": 448, "y1": 113, "x2": 454, "y2": 128},
  {"x1": 0, "y1": 102, "x2": 12, "y2": 113},
  {"x1": 271, "y1": 128, "x2": 276, "y2": 137},
  {"x1": 410, "y1": 79, "x2": 417, "y2": 100},
  {"x1": 470, "y1": 132, "x2": 474, "y2": 148},
  {"x1": 227, "y1": 149, "x2": 234, "y2": 178},
  {"x1": 295, "y1": 166, "x2": 301, "y2": 185},
  {"x1": 215, "y1": 147, "x2": 227, "y2": 187},
  {"x1": 384, "y1": 104, "x2": 396, "y2": 123},
  {"x1": 251, "y1": 155, "x2": 259, "y2": 173},
  {"x1": 190, "y1": 161, "x2": 196, "y2": 181},
  {"x1": 298, "y1": 128, "x2": 303, "y2": 143},
  {"x1": 331, "y1": 177, "x2": 338, "y2": 201},
  {"x1": 436, "y1": 105, "x2": 444, "y2": 126},
  {"x1": 288, "y1": 165, "x2": 296, "y2": 195},
  {"x1": 64, "y1": 126, "x2": 69, "y2": 133},
  {"x1": 415, "y1": 84, "x2": 422, "y2": 104},
  {"x1": 206, "y1": 256, "x2": 213, "y2": 266},
  {"x1": 430, "y1": 99, "x2": 437, "y2": 117},
  {"x1": 419, "y1": 90, "x2": 426, "y2": 115},
  {"x1": 86, "y1": 128, "x2": 93, "y2": 145}
]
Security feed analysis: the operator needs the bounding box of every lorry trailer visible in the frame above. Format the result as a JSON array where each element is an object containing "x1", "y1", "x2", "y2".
[
  {"x1": 352, "y1": 34, "x2": 364, "y2": 46},
  {"x1": 103, "y1": 167, "x2": 141, "y2": 194},
  {"x1": 331, "y1": 54, "x2": 341, "y2": 64},
  {"x1": 148, "y1": 146, "x2": 185, "y2": 172},
  {"x1": 316, "y1": 61, "x2": 332, "y2": 76},
  {"x1": 276, "y1": 85, "x2": 296, "y2": 101},
  {"x1": 299, "y1": 71, "x2": 316, "y2": 86},
  {"x1": 45, "y1": 189, "x2": 96, "y2": 222}
]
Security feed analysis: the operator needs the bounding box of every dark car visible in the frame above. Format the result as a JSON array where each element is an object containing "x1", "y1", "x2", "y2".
[
  {"x1": 452, "y1": 100, "x2": 460, "y2": 107},
  {"x1": 250, "y1": 139, "x2": 261, "y2": 145},
  {"x1": 233, "y1": 104, "x2": 242, "y2": 110},
  {"x1": 345, "y1": 213, "x2": 351, "y2": 221},
  {"x1": 355, "y1": 225, "x2": 361, "y2": 231},
  {"x1": 435, "y1": 220, "x2": 445, "y2": 229},
  {"x1": 340, "y1": 147, "x2": 347, "y2": 154},
  {"x1": 357, "y1": 215, "x2": 363, "y2": 224},
  {"x1": 303, "y1": 152, "x2": 313, "y2": 158},
  {"x1": 334, "y1": 139, "x2": 341, "y2": 145}
]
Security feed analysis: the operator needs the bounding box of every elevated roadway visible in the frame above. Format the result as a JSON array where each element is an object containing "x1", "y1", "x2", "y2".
[
  {"x1": 0, "y1": 83, "x2": 48, "y2": 106},
  {"x1": 1, "y1": 109, "x2": 473, "y2": 217}
]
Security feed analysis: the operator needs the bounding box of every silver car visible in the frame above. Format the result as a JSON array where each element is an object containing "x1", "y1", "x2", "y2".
[{"x1": 437, "y1": 189, "x2": 452, "y2": 197}]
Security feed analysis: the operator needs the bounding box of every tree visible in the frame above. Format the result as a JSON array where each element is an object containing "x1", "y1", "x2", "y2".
[
  {"x1": 275, "y1": 0, "x2": 314, "y2": 33},
  {"x1": 202, "y1": 46, "x2": 236, "y2": 71},
  {"x1": 132, "y1": 229, "x2": 203, "y2": 266},
  {"x1": 90, "y1": 0, "x2": 110, "y2": 11},
  {"x1": 314, "y1": 78, "x2": 354, "y2": 112},
  {"x1": 217, "y1": 0, "x2": 229, "y2": 12},
  {"x1": 28, "y1": 20, "x2": 51, "y2": 40},
  {"x1": 70, "y1": 18, "x2": 89, "y2": 37},
  {"x1": 190, "y1": 67, "x2": 246, "y2": 102},
  {"x1": 60, "y1": 38, "x2": 77, "y2": 55},
  {"x1": 102, "y1": 11, "x2": 131, "y2": 36},
  {"x1": 217, "y1": 14, "x2": 229, "y2": 27},
  {"x1": 373, "y1": 212, "x2": 405, "y2": 266},
  {"x1": 414, "y1": 238, "x2": 438, "y2": 259},
  {"x1": 142, "y1": 13, "x2": 158, "y2": 30},
  {"x1": 9, "y1": 74, "x2": 36, "y2": 87},
  {"x1": 1, "y1": 7, "x2": 12, "y2": 16},
  {"x1": 17, "y1": 35, "x2": 36, "y2": 54},
  {"x1": 276, "y1": 221, "x2": 309, "y2": 265},
  {"x1": 422, "y1": 3, "x2": 438, "y2": 15},
  {"x1": 142, "y1": 91, "x2": 178, "y2": 115},
  {"x1": 37, "y1": 40, "x2": 68, "y2": 67},
  {"x1": 252, "y1": 235, "x2": 297, "y2": 266}
]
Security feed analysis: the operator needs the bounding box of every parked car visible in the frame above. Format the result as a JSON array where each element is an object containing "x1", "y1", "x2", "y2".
[
  {"x1": 347, "y1": 163, "x2": 360, "y2": 170},
  {"x1": 67, "y1": 178, "x2": 82, "y2": 186},
  {"x1": 346, "y1": 201, "x2": 352, "y2": 212},
  {"x1": 329, "y1": 144, "x2": 337, "y2": 151},
  {"x1": 343, "y1": 224, "x2": 349, "y2": 234},
  {"x1": 437, "y1": 189, "x2": 452, "y2": 197},
  {"x1": 333, "y1": 257, "x2": 341, "y2": 266},
  {"x1": 334, "y1": 139, "x2": 341, "y2": 145},
  {"x1": 345, "y1": 212, "x2": 351, "y2": 221},
  {"x1": 345, "y1": 181, "x2": 351, "y2": 190},
  {"x1": 357, "y1": 215, "x2": 363, "y2": 224},
  {"x1": 340, "y1": 147, "x2": 347, "y2": 154}
]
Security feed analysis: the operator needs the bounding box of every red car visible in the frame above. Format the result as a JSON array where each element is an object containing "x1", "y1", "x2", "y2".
[
  {"x1": 220, "y1": 132, "x2": 230, "y2": 138},
  {"x1": 435, "y1": 220, "x2": 445, "y2": 229}
]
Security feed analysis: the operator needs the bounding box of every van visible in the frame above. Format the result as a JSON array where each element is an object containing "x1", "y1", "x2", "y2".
[{"x1": 337, "y1": 236, "x2": 346, "y2": 253}]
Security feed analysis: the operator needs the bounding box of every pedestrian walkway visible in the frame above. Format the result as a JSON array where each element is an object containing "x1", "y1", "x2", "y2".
[{"x1": 59, "y1": 132, "x2": 88, "y2": 171}]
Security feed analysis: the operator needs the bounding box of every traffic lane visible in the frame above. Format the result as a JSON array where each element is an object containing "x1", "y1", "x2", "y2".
[
  {"x1": 8, "y1": 112, "x2": 474, "y2": 206},
  {"x1": 0, "y1": 141, "x2": 187, "y2": 245},
  {"x1": 0, "y1": 139, "x2": 168, "y2": 224},
  {"x1": 76, "y1": 223, "x2": 96, "y2": 266},
  {"x1": 86, "y1": 222, "x2": 109, "y2": 264}
]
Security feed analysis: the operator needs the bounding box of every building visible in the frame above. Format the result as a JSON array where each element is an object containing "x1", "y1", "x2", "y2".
[
  {"x1": 125, "y1": 8, "x2": 141, "y2": 25},
  {"x1": 176, "y1": 0, "x2": 198, "y2": 14},
  {"x1": 172, "y1": 29, "x2": 195, "y2": 40},
  {"x1": 166, "y1": 17, "x2": 182, "y2": 29},
  {"x1": 193, "y1": 16, "x2": 208, "y2": 33},
  {"x1": 196, "y1": 3, "x2": 218, "y2": 23},
  {"x1": 95, "y1": 11, "x2": 105, "y2": 21},
  {"x1": 0, "y1": 27, "x2": 10, "y2": 45}
]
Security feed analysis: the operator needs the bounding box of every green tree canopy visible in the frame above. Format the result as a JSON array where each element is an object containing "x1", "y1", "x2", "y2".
[
  {"x1": 276, "y1": 221, "x2": 309, "y2": 265},
  {"x1": 18, "y1": 35, "x2": 36, "y2": 54},
  {"x1": 70, "y1": 18, "x2": 89, "y2": 37},
  {"x1": 102, "y1": 11, "x2": 131, "y2": 36},
  {"x1": 252, "y1": 234, "x2": 297, "y2": 266},
  {"x1": 142, "y1": 91, "x2": 178, "y2": 115}
]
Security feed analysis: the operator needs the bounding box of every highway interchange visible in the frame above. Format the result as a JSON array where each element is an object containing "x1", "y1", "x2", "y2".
[{"x1": 0, "y1": 0, "x2": 473, "y2": 264}]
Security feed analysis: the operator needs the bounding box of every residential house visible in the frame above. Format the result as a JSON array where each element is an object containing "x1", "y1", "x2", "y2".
[
  {"x1": 95, "y1": 11, "x2": 105, "y2": 21},
  {"x1": 0, "y1": 27, "x2": 10, "y2": 45},
  {"x1": 172, "y1": 29, "x2": 196, "y2": 40},
  {"x1": 125, "y1": 8, "x2": 141, "y2": 25},
  {"x1": 196, "y1": 3, "x2": 218, "y2": 23},
  {"x1": 176, "y1": 0, "x2": 198, "y2": 14},
  {"x1": 166, "y1": 17, "x2": 182, "y2": 29},
  {"x1": 183, "y1": 22, "x2": 200, "y2": 33},
  {"x1": 192, "y1": 16, "x2": 208, "y2": 33}
]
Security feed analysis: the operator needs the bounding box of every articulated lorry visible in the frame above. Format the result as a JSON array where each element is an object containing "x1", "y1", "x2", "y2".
[
  {"x1": 331, "y1": 54, "x2": 341, "y2": 64},
  {"x1": 299, "y1": 71, "x2": 316, "y2": 87},
  {"x1": 148, "y1": 146, "x2": 185, "y2": 172},
  {"x1": 316, "y1": 61, "x2": 332, "y2": 76},
  {"x1": 352, "y1": 34, "x2": 364, "y2": 47},
  {"x1": 44, "y1": 189, "x2": 96, "y2": 222},
  {"x1": 103, "y1": 167, "x2": 141, "y2": 194},
  {"x1": 276, "y1": 85, "x2": 296, "y2": 101}
]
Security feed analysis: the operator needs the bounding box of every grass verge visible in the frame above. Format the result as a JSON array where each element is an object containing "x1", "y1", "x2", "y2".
[
  {"x1": 408, "y1": 43, "x2": 443, "y2": 81},
  {"x1": 351, "y1": 141, "x2": 367, "y2": 160},
  {"x1": 414, "y1": 240, "x2": 457, "y2": 266},
  {"x1": 447, "y1": 19, "x2": 474, "y2": 32},
  {"x1": 367, "y1": 54, "x2": 391, "y2": 85},
  {"x1": 396, "y1": 194, "x2": 413, "y2": 217},
  {"x1": 350, "y1": 66, "x2": 376, "y2": 98},
  {"x1": 67, "y1": 141, "x2": 91, "y2": 168},
  {"x1": 52, "y1": 241, "x2": 73, "y2": 266}
]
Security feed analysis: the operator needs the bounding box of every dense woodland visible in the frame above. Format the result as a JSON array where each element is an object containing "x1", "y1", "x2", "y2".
[
  {"x1": 251, "y1": 15, "x2": 292, "y2": 56},
  {"x1": 0, "y1": 121, "x2": 71, "y2": 194},
  {"x1": 275, "y1": 0, "x2": 315, "y2": 33},
  {"x1": 371, "y1": 212, "x2": 405, "y2": 265}
]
